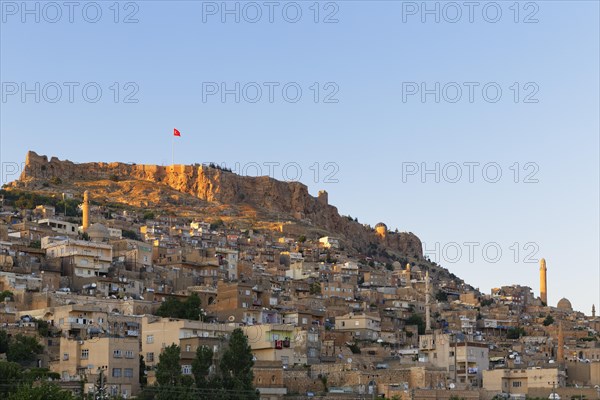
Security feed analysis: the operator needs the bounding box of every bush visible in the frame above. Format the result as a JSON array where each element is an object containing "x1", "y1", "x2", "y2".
[
  {"x1": 481, "y1": 299, "x2": 494, "y2": 307},
  {"x1": 543, "y1": 315, "x2": 554, "y2": 326},
  {"x1": 122, "y1": 229, "x2": 139, "y2": 240},
  {"x1": 0, "y1": 291, "x2": 14, "y2": 302},
  {"x1": 210, "y1": 219, "x2": 224, "y2": 230},
  {"x1": 348, "y1": 343, "x2": 361, "y2": 354},
  {"x1": 507, "y1": 327, "x2": 526, "y2": 339}
]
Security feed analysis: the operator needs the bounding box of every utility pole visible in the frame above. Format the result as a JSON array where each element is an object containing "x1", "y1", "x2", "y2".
[
  {"x1": 452, "y1": 333, "x2": 457, "y2": 384},
  {"x1": 549, "y1": 381, "x2": 557, "y2": 400},
  {"x1": 96, "y1": 366, "x2": 107, "y2": 400},
  {"x1": 465, "y1": 341, "x2": 469, "y2": 387}
]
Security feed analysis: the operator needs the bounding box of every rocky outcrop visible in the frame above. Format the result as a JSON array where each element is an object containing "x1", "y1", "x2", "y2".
[{"x1": 13, "y1": 151, "x2": 422, "y2": 258}]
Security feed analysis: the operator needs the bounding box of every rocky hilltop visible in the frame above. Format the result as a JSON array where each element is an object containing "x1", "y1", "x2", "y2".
[{"x1": 11, "y1": 151, "x2": 423, "y2": 259}]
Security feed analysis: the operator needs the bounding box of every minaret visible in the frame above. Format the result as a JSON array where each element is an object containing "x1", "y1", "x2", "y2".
[
  {"x1": 425, "y1": 270, "x2": 431, "y2": 332},
  {"x1": 557, "y1": 322, "x2": 564, "y2": 362},
  {"x1": 405, "y1": 263, "x2": 412, "y2": 288},
  {"x1": 593, "y1": 305, "x2": 596, "y2": 318},
  {"x1": 539, "y1": 258, "x2": 547, "y2": 305},
  {"x1": 82, "y1": 191, "x2": 90, "y2": 231}
]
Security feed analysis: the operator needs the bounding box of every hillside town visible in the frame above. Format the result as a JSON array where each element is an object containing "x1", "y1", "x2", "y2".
[{"x1": 0, "y1": 182, "x2": 599, "y2": 400}]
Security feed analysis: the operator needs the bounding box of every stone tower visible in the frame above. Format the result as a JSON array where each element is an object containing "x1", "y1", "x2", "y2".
[
  {"x1": 557, "y1": 322, "x2": 564, "y2": 362},
  {"x1": 317, "y1": 190, "x2": 328, "y2": 206},
  {"x1": 375, "y1": 222, "x2": 387, "y2": 239},
  {"x1": 82, "y1": 191, "x2": 90, "y2": 231},
  {"x1": 540, "y1": 258, "x2": 547, "y2": 305},
  {"x1": 593, "y1": 304, "x2": 596, "y2": 318}
]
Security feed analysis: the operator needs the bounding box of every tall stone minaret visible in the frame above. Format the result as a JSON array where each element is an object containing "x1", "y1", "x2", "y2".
[
  {"x1": 425, "y1": 270, "x2": 431, "y2": 332},
  {"x1": 557, "y1": 321, "x2": 564, "y2": 362},
  {"x1": 82, "y1": 191, "x2": 90, "y2": 231},
  {"x1": 539, "y1": 258, "x2": 547, "y2": 305},
  {"x1": 593, "y1": 304, "x2": 596, "y2": 318},
  {"x1": 405, "y1": 263, "x2": 412, "y2": 288}
]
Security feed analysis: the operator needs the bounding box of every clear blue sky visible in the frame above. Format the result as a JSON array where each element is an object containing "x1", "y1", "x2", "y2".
[{"x1": 1, "y1": 1, "x2": 598, "y2": 313}]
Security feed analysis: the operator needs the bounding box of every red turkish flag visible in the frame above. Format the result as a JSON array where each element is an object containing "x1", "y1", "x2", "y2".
[{"x1": 174, "y1": 128, "x2": 181, "y2": 137}]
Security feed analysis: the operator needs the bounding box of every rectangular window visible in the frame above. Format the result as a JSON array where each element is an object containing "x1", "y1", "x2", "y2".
[
  {"x1": 112, "y1": 368, "x2": 122, "y2": 378},
  {"x1": 125, "y1": 350, "x2": 134, "y2": 359},
  {"x1": 181, "y1": 365, "x2": 192, "y2": 375},
  {"x1": 146, "y1": 352, "x2": 154, "y2": 362},
  {"x1": 63, "y1": 353, "x2": 69, "y2": 361},
  {"x1": 146, "y1": 335, "x2": 154, "y2": 344},
  {"x1": 113, "y1": 350, "x2": 122, "y2": 358},
  {"x1": 81, "y1": 349, "x2": 89, "y2": 359},
  {"x1": 124, "y1": 368, "x2": 134, "y2": 378},
  {"x1": 513, "y1": 382, "x2": 522, "y2": 388}
]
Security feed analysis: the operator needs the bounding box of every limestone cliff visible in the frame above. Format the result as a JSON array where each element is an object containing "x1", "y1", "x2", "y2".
[{"x1": 12, "y1": 151, "x2": 423, "y2": 258}]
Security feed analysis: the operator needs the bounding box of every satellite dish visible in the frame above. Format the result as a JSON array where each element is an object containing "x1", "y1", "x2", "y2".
[
  {"x1": 347, "y1": 358, "x2": 353, "y2": 364},
  {"x1": 228, "y1": 315, "x2": 235, "y2": 322},
  {"x1": 449, "y1": 383, "x2": 456, "y2": 389}
]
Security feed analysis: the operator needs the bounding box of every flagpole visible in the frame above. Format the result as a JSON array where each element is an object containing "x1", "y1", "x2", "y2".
[{"x1": 172, "y1": 134, "x2": 174, "y2": 166}]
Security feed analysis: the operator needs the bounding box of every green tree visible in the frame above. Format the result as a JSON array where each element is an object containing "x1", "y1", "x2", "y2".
[
  {"x1": 8, "y1": 383, "x2": 74, "y2": 400},
  {"x1": 156, "y1": 344, "x2": 182, "y2": 387},
  {"x1": 152, "y1": 345, "x2": 196, "y2": 400},
  {"x1": 309, "y1": 282, "x2": 322, "y2": 295},
  {"x1": 218, "y1": 329, "x2": 258, "y2": 400},
  {"x1": 192, "y1": 345, "x2": 214, "y2": 389},
  {"x1": 182, "y1": 293, "x2": 201, "y2": 320},
  {"x1": 0, "y1": 361, "x2": 23, "y2": 395},
  {"x1": 0, "y1": 330, "x2": 9, "y2": 354},
  {"x1": 139, "y1": 355, "x2": 147, "y2": 387},
  {"x1": 155, "y1": 294, "x2": 202, "y2": 321},
  {"x1": 142, "y1": 211, "x2": 155, "y2": 221},
  {"x1": 7, "y1": 334, "x2": 43, "y2": 365},
  {"x1": 33, "y1": 318, "x2": 50, "y2": 337},
  {"x1": 543, "y1": 315, "x2": 555, "y2": 326},
  {"x1": 435, "y1": 291, "x2": 448, "y2": 302},
  {"x1": 209, "y1": 219, "x2": 224, "y2": 230},
  {"x1": 507, "y1": 327, "x2": 526, "y2": 339},
  {"x1": 406, "y1": 314, "x2": 425, "y2": 335}
]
